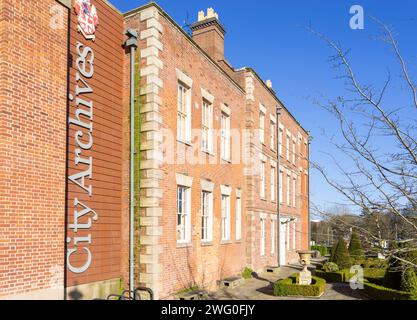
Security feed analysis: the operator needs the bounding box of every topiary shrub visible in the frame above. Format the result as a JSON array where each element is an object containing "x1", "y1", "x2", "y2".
[
  {"x1": 242, "y1": 267, "x2": 254, "y2": 279},
  {"x1": 330, "y1": 241, "x2": 339, "y2": 262},
  {"x1": 401, "y1": 269, "x2": 417, "y2": 299},
  {"x1": 322, "y1": 262, "x2": 339, "y2": 273},
  {"x1": 314, "y1": 269, "x2": 345, "y2": 283},
  {"x1": 331, "y1": 237, "x2": 352, "y2": 269},
  {"x1": 273, "y1": 274, "x2": 326, "y2": 297},
  {"x1": 349, "y1": 232, "x2": 365, "y2": 260},
  {"x1": 312, "y1": 245, "x2": 328, "y2": 257},
  {"x1": 383, "y1": 247, "x2": 403, "y2": 290},
  {"x1": 364, "y1": 268, "x2": 387, "y2": 279}
]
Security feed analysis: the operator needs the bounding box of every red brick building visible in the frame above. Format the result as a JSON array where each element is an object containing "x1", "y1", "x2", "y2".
[{"x1": 0, "y1": 0, "x2": 310, "y2": 300}]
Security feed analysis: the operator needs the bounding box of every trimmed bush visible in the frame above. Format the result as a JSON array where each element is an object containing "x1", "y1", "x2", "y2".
[
  {"x1": 360, "y1": 258, "x2": 388, "y2": 269},
  {"x1": 311, "y1": 245, "x2": 328, "y2": 257},
  {"x1": 348, "y1": 232, "x2": 365, "y2": 260},
  {"x1": 273, "y1": 274, "x2": 326, "y2": 297},
  {"x1": 314, "y1": 269, "x2": 345, "y2": 283},
  {"x1": 364, "y1": 268, "x2": 386, "y2": 278},
  {"x1": 331, "y1": 237, "x2": 352, "y2": 269},
  {"x1": 330, "y1": 241, "x2": 338, "y2": 262},
  {"x1": 242, "y1": 267, "x2": 254, "y2": 279},
  {"x1": 366, "y1": 277, "x2": 384, "y2": 286},
  {"x1": 401, "y1": 269, "x2": 417, "y2": 299},
  {"x1": 364, "y1": 280, "x2": 414, "y2": 300},
  {"x1": 322, "y1": 262, "x2": 339, "y2": 272},
  {"x1": 327, "y1": 246, "x2": 333, "y2": 257}
]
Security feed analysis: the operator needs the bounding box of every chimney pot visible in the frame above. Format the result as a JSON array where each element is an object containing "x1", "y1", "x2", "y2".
[{"x1": 191, "y1": 8, "x2": 225, "y2": 63}]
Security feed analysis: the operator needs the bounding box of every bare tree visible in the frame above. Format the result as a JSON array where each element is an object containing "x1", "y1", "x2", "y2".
[{"x1": 308, "y1": 18, "x2": 417, "y2": 268}]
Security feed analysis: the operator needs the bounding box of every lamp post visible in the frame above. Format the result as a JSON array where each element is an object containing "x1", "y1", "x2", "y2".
[
  {"x1": 125, "y1": 28, "x2": 138, "y2": 295},
  {"x1": 276, "y1": 105, "x2": 282, "y2": 266}
]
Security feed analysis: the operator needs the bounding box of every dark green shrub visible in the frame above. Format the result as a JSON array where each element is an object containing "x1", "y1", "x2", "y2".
[
  {"x1": 311, "y1": 245, "x2": 328, "y2": 257},
  {"x1": 327, "y1": 246, "x2": 333, "y2": 256},
  {"x1": 242, "y1": 267, "x2": 254, "y2": 279},
  {"x1": 322, "y1": 262, "x2": 339, "y2": 272},
  {"x1": 383, "y1": 242, "x2": 417, "y2": 291},
  {"x1": 366, "y1": 277, "x2": 384, "y2": 286},
  {"x1": 314, "y1": 269, "x2": 345, "y2": 283},
  {"x1": 364, "y1": 268, "x2": 386, "y2": 279},
  {"x1": 401, "y1": 269, "x2": 417, "y2": 299},
  {"x1": 331, "y1": 237, "x2": 351, "y2": 269},
  {"x1": 273, "y1": 274, "x2": 326, "y2": 297},
  {"x1": 383, "y1": 269, "x2": 402, "y2": 290},
  {"x1": 330, "y1": 241, "x2": 338, "y2": 262},
  {"x1": 360, "y1": 258, "x2": 388, "y2": 269},
  {"x1": 363, "y1": 280, "x2": 414, "y2": 300},
  {"x1": 348, "y1": 232, "x2": 365, "y2": 260}
]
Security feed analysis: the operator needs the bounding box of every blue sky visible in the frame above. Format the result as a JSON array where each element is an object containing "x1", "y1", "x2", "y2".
[{"x1": 109, "y1": 0, "x2": 417, "y2": 213}]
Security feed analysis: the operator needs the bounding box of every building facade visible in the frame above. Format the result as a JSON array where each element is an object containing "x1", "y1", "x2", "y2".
[{"x1": 0, "y1": 0, "x2": 310, "y2": 300}]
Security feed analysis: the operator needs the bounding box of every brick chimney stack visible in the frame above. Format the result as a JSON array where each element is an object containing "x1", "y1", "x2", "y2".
[{"x1": 191, "y1": 8, "x2": 226, "y2": 63}]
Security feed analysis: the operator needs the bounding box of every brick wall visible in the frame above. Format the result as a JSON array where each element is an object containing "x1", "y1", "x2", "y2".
[
  {"x1": 0, "y1": 0, "x2": 68, "y2": 299},
  {"x1": 66, "y1": 0, "x2": 125, "y2": 293}
]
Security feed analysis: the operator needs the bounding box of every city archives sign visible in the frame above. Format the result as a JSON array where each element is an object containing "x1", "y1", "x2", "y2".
[{"x1": 66, "y1": 0, "x2": 99, "y2": 275}]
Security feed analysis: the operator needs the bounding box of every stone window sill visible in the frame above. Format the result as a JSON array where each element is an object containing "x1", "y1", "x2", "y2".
[
  {"x1": 202, "y1": 150, "x2": 215, "y2": 157},
  {"x1": 177, "y1": 139, "x2": 192, "y2": 147},
  {"x1": 177, "y1": 242, "x2": 192, "y2": 249},
  {"x1": 221, "y1": 158, "x2": 232, "y2": 164}
]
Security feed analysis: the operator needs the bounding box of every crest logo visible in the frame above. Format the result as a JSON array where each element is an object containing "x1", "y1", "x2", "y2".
[{"x1": 74, "y1": 0, "x2": 99, "y2": 41}]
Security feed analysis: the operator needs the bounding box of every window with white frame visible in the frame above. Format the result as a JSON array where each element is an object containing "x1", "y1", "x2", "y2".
[
  {"x1": 260, "y1": 160, "x2": 266, "y2": 199},
  {"x1": 270, "y1": 120, "x2": 275, "y2": 149},
  {"x1": 177, "y1": 185, "x2": 191, "y2": 243},
  {"x1": 286, "y1": 222, "x2": 290, "y2": 251},
  {"x1": 286, "y1": 135, "x2": 290, "y2": 160},
  {"x1": 260, "y1": 218, "x2": 266, "y2": 256},
  {"x1": 292, "y1": 176, "x2": 296, "y2": 207},
  {"x1": 177, "y1": 83, "x2": 191, "y2": 142},
  {"x1": 292, "y1": 221, "x2": 296, "y2": 250},
  {"x1": 286, "y1": 174, "x2": 291, "y2": 205},
  {"x1": 236, "y1": 196, "x2": 242, "y2": 241},
  {"x1": 271, "y1": 166, "x2": 276, "y2": 202},
  {"x1": 221, "y1": 112, "x2": 231, "y2": 161},
  {"x1": 201, "y1": 191, "x2": 213, "y2": 242},
  {"x1": 279, "y1": 170, "x2": 283, "y2": 203},
  {"x1": 292, "y1": 140, "x2": 296, "y2": 164},
  {"x1": 271, "y1": 219, "x2": 276, "y2": 254},
  {"x1": 259, "y1": 111, "x2": 265, "y2": 144},
  {"x1": 279, "y1": 128, "x2": 283, "y2": 156},
  {"x1": 202, "y1": 100, "x2": 213, "y2": 153},
  {"x1": 221, "y1": 194, "x2": 231, "y2": 241}
]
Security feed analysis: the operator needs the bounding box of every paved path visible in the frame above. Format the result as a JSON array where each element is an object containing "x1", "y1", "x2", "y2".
[{"x1": 208, "y1": 265, "x2": 369, "y2": 300}]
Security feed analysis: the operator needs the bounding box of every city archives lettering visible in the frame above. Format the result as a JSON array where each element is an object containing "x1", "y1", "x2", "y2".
[{"x1": 66, "y1": 39, "x2": 98, "y2": 274}]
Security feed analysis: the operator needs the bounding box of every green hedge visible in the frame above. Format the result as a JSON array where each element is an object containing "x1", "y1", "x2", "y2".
[
  {"x1": 316, "y1": 268, "x2": 386, "y2": 284},
  {"x1": 242, "y1": 267, "x2": 254, "y2": 279},
  {"x1": 355, "y1": 258, "x2": 387, "y2": 269},
  {"x1": 311, "y1": 245, "x2": 328, "y2": 257},
  {"x1": 364, "y1": 280, "x2": 414, "y2": 300},
  {"x1": 315, "y1": 269, "x2": 346, "y2": 283},
  {"x1": 273, "y1": 274, "x2": 326, "y2": 297},
  {"x1": 364, "y1": 268, "x2": 386, "y2": 279}
]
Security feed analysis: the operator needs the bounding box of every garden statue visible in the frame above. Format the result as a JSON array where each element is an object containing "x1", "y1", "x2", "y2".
[{"x1": 297, "y1": 250, "x2": 315, "y2": 285}]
